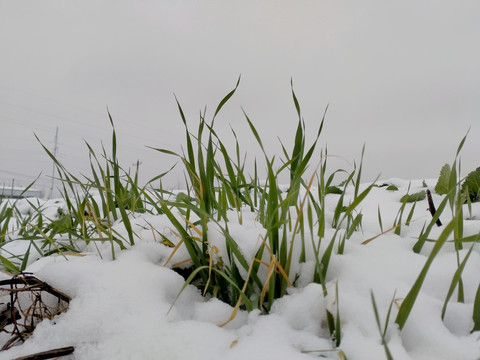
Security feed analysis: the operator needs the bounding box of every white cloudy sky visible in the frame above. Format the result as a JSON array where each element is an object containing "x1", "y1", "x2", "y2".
[{"x1": 1, "y1": 1, "x2": 479, "y2": 195}]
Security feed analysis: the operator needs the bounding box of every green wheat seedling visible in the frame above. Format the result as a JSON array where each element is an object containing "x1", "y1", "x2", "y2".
[
  {"x1": 377, "y1": 205, "x2": 384, "y2": 233},
  {"x1": 396, "y1": 191, "x2": 478, "y2": 332},
  {"x1": 371, "y1": 290, "x2": 395, "y2": 360},
  {"x1": 393, "y1": 197, "x2": 418, "y2": 236},
  {"x1": 151, "y1": 80, "x2": 255, "y2": 302},
  {"x1": 472, "y1": 283, "x2": 480, "y2": 332},
  {"x1": 0, "y1": 199, "x2": 48, "y2": 271},
  {"x1": 335, "y1": 168, "x2": 377, "y2": 255},
  {"x1": 397, "y1": 134, "x2": 475, "y2": 330},
  {"x1": 242, "y1": 83, "x2": 332, "y2": 308},
  {"x1": 34, "y1": 115, "x2": 161, "y2": 260},
  {"x1": 412, "y1": 132, "x2": 470, "y2": 253},
  {"x1": 441, "y1": 241, "x2": 478, "y2": 320},
  {"x1": 151, "y1": 80, "x2": 285, "y2": 309},
  {"x1": 152, "y1": 79, "x2": 357, "y2": 313},
  {"x1": 330, "y1": 145, "x2": 376, "y2": 254},
  {"x1": 396, "y1": 215, "x2": 456, "y2": 330},
  {"x1": 325, "y1": 281, "x2": 342, "y2": 347},
  {"x1": 0, "y1": 179, "x2": 42, "y2": 243},
  {"x1": 0, "y1": 199, "x2": 18, "y2": 244}
]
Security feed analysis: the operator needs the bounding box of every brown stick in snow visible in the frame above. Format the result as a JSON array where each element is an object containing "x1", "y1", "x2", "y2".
[
  {"x1": 13, "y1": 346, "x2": 74, "y2": 360},
  {"x1": 426, "y1": 189, "x2": 442, "y2": 227}
]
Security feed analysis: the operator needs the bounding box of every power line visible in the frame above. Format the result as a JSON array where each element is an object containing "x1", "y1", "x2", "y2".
[
  {"x1": 1, "y1": 108, "x2": 166, "y2": 149},
  {"x1": 0, "y1": 114, "x2": 53, "y2": 131},
  {"x1": 0, "y1": 83, "x2": 106, "y2": 118}
]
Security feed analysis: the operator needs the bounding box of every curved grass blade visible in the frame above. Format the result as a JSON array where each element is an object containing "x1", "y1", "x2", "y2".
[
  {"x1": 243, "y1": 109, "x2": 265, "y2": 154},
  {"x1": 472, "y1": 283, "x2": 480, "y2": 333},
  {"x1": 441, "y1": 243, "x2": 476, "y2": 320},
  {"x1": 213, "y1": 75, "x2": 241, "y2": 121},
  {"x1": 371, "y1": 291, "x2": 394, "y2": 360}
]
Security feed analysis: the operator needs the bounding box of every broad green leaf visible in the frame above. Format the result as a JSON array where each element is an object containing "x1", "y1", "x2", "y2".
[{"x1": 435, "y1": 164, "x2": 451, "y2": 195}]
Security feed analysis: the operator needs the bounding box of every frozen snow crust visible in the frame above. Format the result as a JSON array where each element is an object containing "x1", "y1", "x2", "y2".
[{"x1": 1, "y1": 179, "x2": 480, "y2": 359}]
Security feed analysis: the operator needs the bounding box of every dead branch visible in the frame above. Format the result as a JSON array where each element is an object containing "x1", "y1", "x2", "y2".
[
  {"x1": 426, "y1": 189, "x2": 442, "y2": 227},
  {"x1": 13, "y1": 346, "x2": 74, "y2": 360}
]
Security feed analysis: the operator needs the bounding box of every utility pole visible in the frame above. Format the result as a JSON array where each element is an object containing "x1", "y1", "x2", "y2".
[{"x1": 49, "y1": 127, "x2": 59, "y2": 199}]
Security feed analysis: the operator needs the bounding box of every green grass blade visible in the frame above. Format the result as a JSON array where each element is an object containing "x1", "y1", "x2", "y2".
[
  {"x1": 243, "y1": 109, "x2": 265, "y2": 154},
  {"x1": 346, "y1": 180, "x2": 376, "y2": 216},
  {"x1": 455, "y1": 129, "x2": 469, "y2": 157},
  {"x1": 371, "y1": 291, "x2": 394, "y2": 360},
  {"x1": 346, "y1": 213, "x2": 363, "y2": 239},
  {"x1": 158, "y1": 201, "x2": 207, "y2": 281},
  {"x1": 354, "y1": 144, "x2": 366, "y2": 198},
  {"x1": 472, "y1": 283, "x2": 480, "y2": 333},
  {"x1": 441, "y1": 243, "x2": 476, "y2": 320},
  {"x1": 0, "y1": 255, "x2": 20, "y2": 274},
  {"x1": 405, "y1": 202, "x2": 417, "y2": 226},
  {"x1": 117, "y1": 204, "x2": 135, "y2": 246},
  {"x1": 213, "y1": 75, "x2": 240, "y2": 121},
  {"x1": 334, "y1": 282, "x2": 341, "y2": 347},
  {"x1": 377, "y1": 205, "x2": 384, "y2": 233},
  {"x1": 413, "y1": 192, "x2": 451, "y2": 253}
]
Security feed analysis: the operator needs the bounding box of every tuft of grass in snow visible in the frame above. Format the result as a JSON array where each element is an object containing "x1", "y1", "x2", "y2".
[
  {"x1": 396, "y1": 132, "x2": 480, "y2": 330},
  {"x1": 371, "y1": 290, "x2": 395, "y2": 360}
]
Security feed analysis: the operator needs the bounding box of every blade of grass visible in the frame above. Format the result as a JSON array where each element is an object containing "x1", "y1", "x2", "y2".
[
  {"x1": 371, "y1": 291, "x2": 394, "y2": 360},
  {"x1": 213, "y1": 75, "x2": 241, "y2": 122},
  {"x1": 472, "y1": 283, "x2": 480, "y2": 333},
  {"x1": 441, "y1": 242, "x2": 477, "y2": 320}
]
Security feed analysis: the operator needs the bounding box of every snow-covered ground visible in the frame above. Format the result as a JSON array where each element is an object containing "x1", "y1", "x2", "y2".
[{"x1": 1, "y1": 179, "x2": 480, "y2": 360}]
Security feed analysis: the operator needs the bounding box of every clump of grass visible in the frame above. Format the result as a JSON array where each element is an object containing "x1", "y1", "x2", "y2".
[
  {"x1": 397, "y1": 132, "x2": 479, "y2": 330},
  {"x1": 371, "y1": 290, "x2": 395, "y2": 360},
  {"x1": 153, "y1": 79, "x2": 348, "y2": 313},
  {"x1": 24, "y1": 113, "x2": 168, "y2": 262},
  {"x1": 396, "y1": 219, "x2": 456, "y2": 329}
]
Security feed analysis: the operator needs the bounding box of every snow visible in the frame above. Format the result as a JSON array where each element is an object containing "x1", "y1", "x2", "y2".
[{"x1": 1, "y1": 179, "x2": 480, "y2": 359}]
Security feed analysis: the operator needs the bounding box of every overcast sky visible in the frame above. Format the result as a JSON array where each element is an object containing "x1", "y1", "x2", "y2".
[{"x1": 1, "y1": 1, "x2": 479, "y2": 196}]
